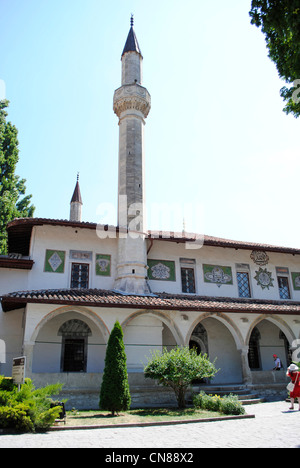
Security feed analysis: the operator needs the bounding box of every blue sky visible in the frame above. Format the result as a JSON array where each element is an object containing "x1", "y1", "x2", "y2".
[{"x1": 1, "y1": 0, "x2": 299, "y2": 248}]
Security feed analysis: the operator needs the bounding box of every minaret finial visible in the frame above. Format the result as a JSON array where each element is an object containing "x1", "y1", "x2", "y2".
[
  {"x1": 77, "y1": 172, "x2": 79, "y2": 182},
  {"x1": 130, "y1": 14, "x2": 134, "y2": 27}
]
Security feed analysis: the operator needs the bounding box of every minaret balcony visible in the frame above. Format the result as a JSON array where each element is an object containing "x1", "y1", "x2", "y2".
[{"x1": 113, "y1": 83, "x2": 151, "y2": 119}]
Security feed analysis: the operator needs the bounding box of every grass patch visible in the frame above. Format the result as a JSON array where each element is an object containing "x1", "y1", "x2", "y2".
[{"x1": 62, "y1": 408, "x2": 222, "y2": 427}]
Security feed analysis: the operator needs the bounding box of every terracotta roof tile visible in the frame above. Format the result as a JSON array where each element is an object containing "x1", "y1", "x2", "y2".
[{"x1": 2, "y1": 288, "x2": 300, "y2": 314}]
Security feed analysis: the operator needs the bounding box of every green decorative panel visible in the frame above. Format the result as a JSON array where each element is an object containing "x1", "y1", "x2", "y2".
[
  {"x1": 44, "y1": 250, "x2": 65, "y2": 273},
  {"x1": 203, "y1": 264, "x2": 233, "y2": 285},
  {"x1": 95, "y1": 254, "x2": 111, "y2": 276},
  {"x1": 291, "y1": 272, "x2": 300, "y2": 290},
  {"x1": 148, "y1": 260, "x2": 176, "y2": 281}
]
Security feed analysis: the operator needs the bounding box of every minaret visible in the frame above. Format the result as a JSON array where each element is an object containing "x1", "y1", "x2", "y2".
[
  {"x1": 113, "y1": 16, "x2": 151, "y2": 295},
  {"x1": 70, "y1": 173, "x2": 83, "y2": 222}
]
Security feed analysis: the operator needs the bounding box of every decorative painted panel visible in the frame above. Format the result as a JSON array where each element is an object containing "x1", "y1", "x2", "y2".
[
  {"x1": 147, "y1": 260, "x2": 176, "y2": 281},
  {"x1": 95, "y1": 254, "x2": 111, "y2": 276},
  {"x1": 250, "y1": 250, "x2": 269, "y2": 266},
  {"x1": 44, "y1": 249, "x2": 65, "y2": 273},
  {"x1": 254, "y1": 267, "x2": 274, "y2": 290},
  {"x1": 70, "y1": 250, "x2": 92, "y2": 261},
  {"x1": 291, "y1": 272, "x2": 300, "y2": 290},
  {"x1": 203, "y1": 265, "x2": 233, "y2": 285}
]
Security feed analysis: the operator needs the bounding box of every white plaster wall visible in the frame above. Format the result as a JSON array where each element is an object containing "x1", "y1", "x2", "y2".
[
  {"x1": 0, "y1": 308, "x2": 24, "y2": 375},
  {"x1": 124, "y1": 315, "x2": 163, "y2": 371},
  {"x1": 201, "y1": 317, "x2": 243, "y2": 384},
  {"x1": 27, "y1": 225, "x2": 118, "y2": 291},
  {"x1": 0, "y1": 268, "x2": 29, "y2": 296},
  {"x1": 147, "y1": 239, "x2": 300, "y2": 302}
]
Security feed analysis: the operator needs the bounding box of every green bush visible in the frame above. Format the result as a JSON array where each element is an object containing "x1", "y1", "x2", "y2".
[
  {"x1": 219, "y1": 394, "x2": 245, "y2": 415},
  {"x1": 193, "y1": 392, "x2": 221, "y2": 412},
  {"x1": 0, "y1": 375, "x2": 64, "y2": 432},
  {"x1": 144, "y1": 347, "x2": 218, "y2": 409},
  {"x1": 193, "y1": 392, "x2": 245, "y2": 416},
  {"x1": 0, "y1": 376, "x2": 15, "y2": 392},
  {"x1": 0, "y1": 404, "x2": 34, "y2": 432}
]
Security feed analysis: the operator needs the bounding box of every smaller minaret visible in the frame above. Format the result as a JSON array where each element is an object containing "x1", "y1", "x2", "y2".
[{"x1": 70, "y1": 173, "x2": 83, "y2": 222}]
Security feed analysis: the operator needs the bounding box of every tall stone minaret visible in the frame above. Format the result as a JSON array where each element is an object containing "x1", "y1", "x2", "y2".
[{"x1": 113, "y1": 16, "x2": 151, "y2": 295}]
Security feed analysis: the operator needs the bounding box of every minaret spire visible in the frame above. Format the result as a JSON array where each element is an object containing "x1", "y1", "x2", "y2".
[
  {"x1": 70, "y1": 173, "x2": 83, "y2": 222},
  {"x1": 113, "y1": 17, "x2": 151, "y2": 295}
]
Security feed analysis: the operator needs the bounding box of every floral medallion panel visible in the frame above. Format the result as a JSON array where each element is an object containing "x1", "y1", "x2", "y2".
[
  {"x1": 291, "y1": 272, "x2": 300, "y2": 290},
  {"x1": 203, "y1": 264, "x2": 233, "y2": 285},
  {"x1": 95, "y1": 254, "x2": 111, "y2": 276},
  {"x1": 147, "y1": 260, "x2": 176, "y2": 281}
]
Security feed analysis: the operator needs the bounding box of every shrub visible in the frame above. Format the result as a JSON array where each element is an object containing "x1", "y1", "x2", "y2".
[
  {"x1": 0, "y1": 404, "x2": 34, "y2": 433},
  {"x1": 193, "y1": 392, "x2": 245, "y2": 415},
  {"x1": 0, "y1": 375, "x2": 64, "y2": 432},
  {"x1": 193, "y1": 392, "x2": 221, "y2": 412},
  {"x1": 219, "y1": 394, "x2": 245, "y2": 415},
  {"x1": 144, "y1": 347, "x2": 218, "y2": 409}
]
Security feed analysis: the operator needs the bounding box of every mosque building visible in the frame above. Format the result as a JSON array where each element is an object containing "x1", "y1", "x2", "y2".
[{"x1": 0, "y1": 18, "x2": 299, "y2": 408}]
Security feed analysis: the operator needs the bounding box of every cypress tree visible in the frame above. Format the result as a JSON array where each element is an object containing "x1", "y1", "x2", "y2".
[{"x1": 99, "y1": 321, "x2": 131, "y2": 416}]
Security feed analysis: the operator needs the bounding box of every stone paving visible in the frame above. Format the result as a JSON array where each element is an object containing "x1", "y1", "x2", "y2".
[{"x1": 0, "y1": 401, "x2": 299, "y2": 449}]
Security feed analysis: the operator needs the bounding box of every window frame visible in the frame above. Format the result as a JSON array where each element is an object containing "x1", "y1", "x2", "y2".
[
  {"x1": 236, "y1": 270, "x2": 251, "y2": 298},
  {"x1": 277, "y1": 275, "x2": 291, "y2": 300},
  {"x1": 70, "y1": 262, "x2": 90, "y2": 289}
]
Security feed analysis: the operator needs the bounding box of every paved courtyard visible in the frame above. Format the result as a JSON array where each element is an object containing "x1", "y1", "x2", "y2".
[{"x1": 0, "y1": 401, "x2": 299, "y2": 449}]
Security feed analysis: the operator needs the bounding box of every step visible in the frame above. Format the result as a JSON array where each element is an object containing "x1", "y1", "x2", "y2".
[{"x1": 241, "y1": 398, "x2": 265, "y2": 405}]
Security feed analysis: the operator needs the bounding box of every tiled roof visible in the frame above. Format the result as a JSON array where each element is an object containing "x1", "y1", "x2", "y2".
[
  {"x1": 6, "y1": 218, "x2": 300, "y2": 257},
  {"x1": 2, "y1": 288, "x2": 300, "y2": 314}
]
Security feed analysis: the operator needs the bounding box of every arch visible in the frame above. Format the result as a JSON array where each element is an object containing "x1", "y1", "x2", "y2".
[
  {"x1": 30, "y1": 306, "x2": 109, "y2": 374},
  {"x1": 29, "y1": 305, "x2": 110, "y2": 344},
  {"x1": 189, "y1": 322, "x2": 208, "y2": 355},
  {"x1": 186, "y1": 312, "x2": 245, "y2": 384},
  {"x1": 121, "y1": 309, "x2": 184, "y2": 346},
  {"x1": 185, "y1": 312, "x2": 244, "y2": 350},
  {"x1": 245, "y1": 315, "x2": 296, "y2": 348},
  {"x1": 246, "y1": 315, "x2": 296, "y2": 371}
]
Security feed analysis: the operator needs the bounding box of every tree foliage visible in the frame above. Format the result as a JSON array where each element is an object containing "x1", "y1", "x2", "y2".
[
  {"x1": 144, "y1": 347, "x2": 218, "y2": 409},
  {"x1": 99, "y1": 321, "x2": 131, "y2": 416},
  {"x1": 0, "y1": 376, "x2": 63, "y2": 432},
  {"x1": 0, "y1": 100, "x2": 35, "y2": 254},
  {"x1": 249, "y1": 0, "x2": 300, "y2": 117}
]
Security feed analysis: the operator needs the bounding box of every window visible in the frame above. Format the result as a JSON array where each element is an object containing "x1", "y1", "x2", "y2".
[
  {"x1": 58, "y1": 319, "x2": 92, "y2": 373},
  {"x1": 237, "y1": 271, "x2": 251, "y2": 298},
  {"x1": 180, "y1": 258, "x2": 196, "y2": 293},
  {"x1": 71, "y1": 263, "x2": 89, "y2": 288},
  {"x1": 278, "y1": 276, "x2": 291, "y2": 299},
  {"x1": 181, "y1": 267, "x2": 196, "y2": 293},
  {"x1": 62, "y1": 338, "x2": 86, "y2": 372}
]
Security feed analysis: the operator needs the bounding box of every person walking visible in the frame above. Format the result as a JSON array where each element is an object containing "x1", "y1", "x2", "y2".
[{"x1": 286, "y1": 364, "x2": 300, "y2": 411}]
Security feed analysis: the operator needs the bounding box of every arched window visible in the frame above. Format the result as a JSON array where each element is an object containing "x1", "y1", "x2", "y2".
[
  {"x1": 58, "y1": 319, "x2": 92, "y2": 373},
  {"x1": 189, "y1": 322, "x2": 208, "y2": 356}
]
